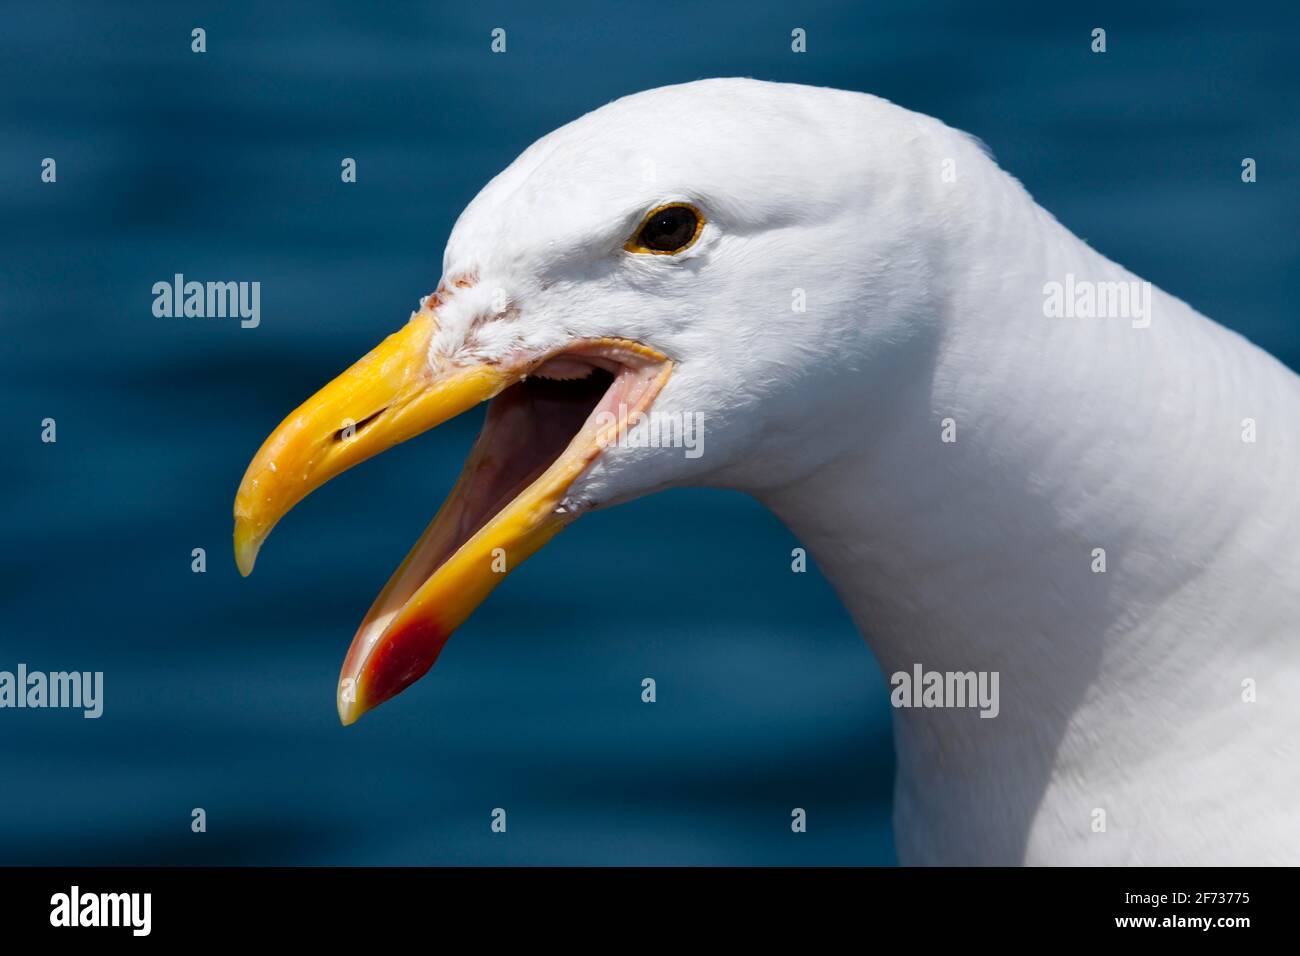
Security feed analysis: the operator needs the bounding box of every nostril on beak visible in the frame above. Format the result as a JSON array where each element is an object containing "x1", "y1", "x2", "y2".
[{"x1": 334, "y1": 408, "x2": 387, "y2": 443}]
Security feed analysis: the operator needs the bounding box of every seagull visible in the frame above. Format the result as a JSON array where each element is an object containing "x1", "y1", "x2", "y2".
[{"x1": 233, "y1": 78, "x2": 1300, "y2": 865}]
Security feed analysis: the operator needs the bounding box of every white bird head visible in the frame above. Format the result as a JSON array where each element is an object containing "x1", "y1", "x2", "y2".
[{"x1": 232, "y1": 78, "x2": 989, "y2": 723}]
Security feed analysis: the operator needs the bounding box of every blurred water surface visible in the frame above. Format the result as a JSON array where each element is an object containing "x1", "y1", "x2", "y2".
[{"x1": 0, "y1": 1, "x2": 1295, "y2": 864}]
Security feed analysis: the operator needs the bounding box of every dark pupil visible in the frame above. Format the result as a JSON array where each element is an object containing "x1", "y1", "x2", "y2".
[{"x1": 640, "y1": 206, "x2": 697, "y2": 251}]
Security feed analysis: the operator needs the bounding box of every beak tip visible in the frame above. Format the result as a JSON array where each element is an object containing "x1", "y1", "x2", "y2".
[
  {"x1": 233, "y1": 523, "x2": 262, "y2": 577},
  {"x1": 337, "y1": 690, "x2": 365, "y2": 727}
]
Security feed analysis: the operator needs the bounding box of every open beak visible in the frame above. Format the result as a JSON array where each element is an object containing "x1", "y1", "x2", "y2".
[{"x1": 233, "y1": 305, "x2": 672, "y2": 725}]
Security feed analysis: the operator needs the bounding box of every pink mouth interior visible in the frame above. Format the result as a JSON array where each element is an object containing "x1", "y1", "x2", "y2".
[
  {"x1": 343, "y1": 351, "x2": 660, "y2": 671},
  {"x1": 456, "y1": 363, "x2": 616, "y2": 545}
]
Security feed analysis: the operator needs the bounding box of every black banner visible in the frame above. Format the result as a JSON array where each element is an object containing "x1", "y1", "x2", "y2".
[{"x1": 0, "y1": 866, "x2": 1279, "y2": 942}]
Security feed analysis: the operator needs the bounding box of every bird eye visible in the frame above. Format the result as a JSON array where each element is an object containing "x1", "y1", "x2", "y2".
[{"x1": 625, "y1": 203, "x2": 704, "y2": 255}]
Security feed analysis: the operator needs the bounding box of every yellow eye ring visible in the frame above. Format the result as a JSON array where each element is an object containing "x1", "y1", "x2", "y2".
[{"x1": 624, "y1": 202, "x2": 706, "y2": 255}]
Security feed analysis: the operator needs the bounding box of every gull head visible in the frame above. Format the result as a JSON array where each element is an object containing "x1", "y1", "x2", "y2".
[{"x1": 233, "y1": 78, "x2": 962, "y2": 723}]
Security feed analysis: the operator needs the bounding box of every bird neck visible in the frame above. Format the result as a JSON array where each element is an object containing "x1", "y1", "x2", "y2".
[{"x1": 757, "y1": 179, "x2": 1300, "y2": 862}]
